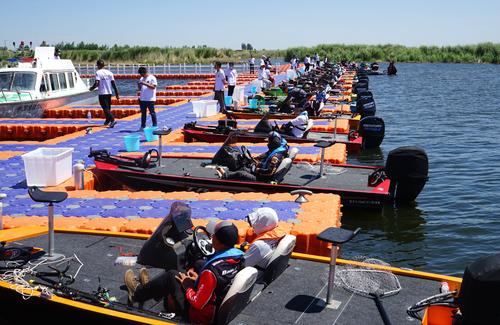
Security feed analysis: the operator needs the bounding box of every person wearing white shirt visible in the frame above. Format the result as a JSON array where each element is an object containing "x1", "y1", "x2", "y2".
[
  {"x1": 213, "y1": 62, "x2": 227, "y2": 112},
  {"x1": 137, "y1": 67, "x2": 157, "y2": 131},
  {"x1": 225, "y1": 63, "x2": 238, "y2": 96},
  {"x1": 258, "y1": 64, "x2": 273, "y2": 90},
  {"x1": 89, "y1": 59, "x2": 120, "y2": 128},
  {"x1": 259, "y1": 55, "x2": 266, "y2": 67},
  {"x1": 304, "y1": 55, "x2": 311, "y2": 72},
  {"x1": 249, "y1": 57, "x2": 255, "y2": 74}
]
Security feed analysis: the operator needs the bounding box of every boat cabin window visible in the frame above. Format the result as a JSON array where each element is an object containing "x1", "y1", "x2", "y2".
[
  {"x1": 67, "y1": 72, "x2": 75, "y2": 88},
  {"x1": 49, "y1": 73, "x2": 59, "y2": 91},
  {"x1": 0, "y1": 72, "x2": 12, "y2": 90},
  {"x1": 0, "y1": 72, "x2": 36, "y2": 91},
  {"x1": 40, "y1": 75, "x2": 47, "y2": 92},
  {"x1": 58, "y1": 73, "x2": 67, "y2": 89}
]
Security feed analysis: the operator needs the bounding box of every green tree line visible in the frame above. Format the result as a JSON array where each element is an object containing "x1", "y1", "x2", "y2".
[{"x1": 1, "y1": 42, "x2": 499, "y2": 64}]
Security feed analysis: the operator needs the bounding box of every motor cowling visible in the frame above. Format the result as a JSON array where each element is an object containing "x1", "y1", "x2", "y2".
[
  {"x1": 385, "y1": 147, "x2": 428, "y2": 202},
  {"x1": 455, "y1": 253, "x2": 500, "y2": 324},
  {"x1": 354, "y1": 82, "x2": 369, "y2": 94},
  {"x1": 359, "y1": 116, "x2": 385, "y2": 149},
  {"x1": 358, "y1": 98, "x2": 376, "y2": 118}
]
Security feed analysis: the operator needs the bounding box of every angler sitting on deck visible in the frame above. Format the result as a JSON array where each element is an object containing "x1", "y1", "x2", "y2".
[
  {"x1": 278, "y1": 83, "x2": 313, "y2": 114},
  {"x1": 280, "y1": 111, "x2": 311, "y2": 138},
  {"x1": 216, "y1": 132, "x2": 288, "y2": 182},
  {"x1": 240, "y1": 207, "x2": 287, "y2": 269},
  {"x1": 125, "y1": 220, "x2": 243, "y2": 325}
]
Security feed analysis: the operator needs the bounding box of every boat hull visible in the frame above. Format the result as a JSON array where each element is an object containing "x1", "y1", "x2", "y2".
[
  {"x1": 0, "y1": 91, "x2": 96, "y2": 118},
  {"x1": 182, "y1": 128, "x2": 363, "y2": 153},
  {"x1": 94, "y1": 158, "x2": 390, "y2": 210}
]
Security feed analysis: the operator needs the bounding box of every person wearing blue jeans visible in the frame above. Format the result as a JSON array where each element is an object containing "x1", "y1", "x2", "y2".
[{"x1": 137, "y1": 66, "x2": 157, "y2": 131}]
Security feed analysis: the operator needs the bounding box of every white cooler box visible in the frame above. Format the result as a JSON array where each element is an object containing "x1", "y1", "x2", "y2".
[
  {"x1": 22, "y1": 147, "x2": 74, "y2": 186},
  {"x1": 191, "y1": 100, "x2": 219, "y2": 117}
]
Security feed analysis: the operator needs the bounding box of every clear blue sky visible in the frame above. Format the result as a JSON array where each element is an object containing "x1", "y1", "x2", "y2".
[{"x1": 1, "y1": 0, "x2": 499, "y2": 49}]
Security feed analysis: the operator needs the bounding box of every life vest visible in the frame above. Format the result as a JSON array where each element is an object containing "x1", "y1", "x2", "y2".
[
  {"x1": 198, "y1": 248, "x2": 244, "y2": 305},
  {"x1": 261, "y1": 137, "x2": 288, "y2": 169}
]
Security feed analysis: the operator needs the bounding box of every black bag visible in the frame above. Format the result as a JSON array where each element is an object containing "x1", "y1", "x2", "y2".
[{"x1": 212, "y1": 145, "x2": 243, "y2": 171}]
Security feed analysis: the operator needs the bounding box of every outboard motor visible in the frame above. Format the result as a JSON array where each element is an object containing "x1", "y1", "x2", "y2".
[
  {"x1": 137, "y1": 202, "x2": 194, "y2": 271},
  {"x1": 358, "y1": 98, "x2": 376, "y2": 118},
  {"x1": 354, "y1": 82, "x2": 369, "y2": 94},
  {"x1": 385, "y1": 147, "x2": 428, "y2": 202},
  {"x1": 455, "y1": 253, "x2": 500, "y2": 324},
  {"x1": 359, "y1": 116, "x2": 385, "y2": 149},
  {"x1": 356, "y1": 91, "x2": 373, "y2": 101}
]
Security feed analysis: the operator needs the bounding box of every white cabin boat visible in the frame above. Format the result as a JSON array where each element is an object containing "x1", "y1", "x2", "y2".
[{"x1": 0, "y1": 47, "x2": 95, "y2": 117}]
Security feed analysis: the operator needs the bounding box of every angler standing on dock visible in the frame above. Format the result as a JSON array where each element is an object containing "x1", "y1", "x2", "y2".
[
  {"x1": 137, "y1": 66, "x2": 157, "y2": 131},
  {"x1": 214, "y1": 61, "x2": 227, "y2": 113},
  {"x1": 89, "y1": 59, "x2": 119, "y2": 128},
  {"x1": 249, "y1": 56, "x2": 255, "y2": 74},
  {"x1": 226, "y1": 62, "x2": 238, "y2": 96}
]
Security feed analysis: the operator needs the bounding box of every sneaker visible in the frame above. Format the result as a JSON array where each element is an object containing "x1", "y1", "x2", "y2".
[
  {"x1": 139, "y1": 267, "x2": 149, "y2": 285},
  {"x1": 124, "y1": 269, "x2": 139, "y2": 303},
  {"x1": 109, "y1": 121, "x2": 117, "y2": 128}
]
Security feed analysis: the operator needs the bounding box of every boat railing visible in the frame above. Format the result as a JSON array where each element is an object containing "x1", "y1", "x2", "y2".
[
  {"x1": 0, "y1": 89, "x2": 6, "y2": 101},
  {"x1": 14, "y1": 87, "x2": 33, "y2": 101},
  {"x1": 75, "y1": 62, "x2": 271, "y2": 75}
]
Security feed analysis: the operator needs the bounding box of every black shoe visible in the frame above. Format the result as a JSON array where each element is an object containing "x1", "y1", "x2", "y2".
[{"x1": 109, "y1": 121, "x2": 117, "y2": 128}]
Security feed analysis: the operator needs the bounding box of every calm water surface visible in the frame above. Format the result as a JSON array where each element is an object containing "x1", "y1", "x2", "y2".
[{"x1": 343, "y1": 63, "x2": 500, "y2": 276}]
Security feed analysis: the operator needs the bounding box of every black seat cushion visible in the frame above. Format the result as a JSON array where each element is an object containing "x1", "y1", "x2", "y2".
[
  {"x1": 28, "y1": 187, "x2": 68, "y2": 203},
  {"x1": 317, "y1": 227, "x2": 360, "y2": 245}
]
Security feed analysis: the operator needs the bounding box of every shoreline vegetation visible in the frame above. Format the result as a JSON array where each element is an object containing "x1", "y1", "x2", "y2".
[{"x1": 1, "y1": 42, "x2": 499, "y2": 65}]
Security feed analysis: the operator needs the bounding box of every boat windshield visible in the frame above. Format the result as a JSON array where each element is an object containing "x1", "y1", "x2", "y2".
[{"x1": 0, "y1": 72, "x2": 36, "y2": 91}]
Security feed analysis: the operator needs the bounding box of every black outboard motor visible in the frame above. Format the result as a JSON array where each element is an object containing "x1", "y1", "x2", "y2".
[
  {"x1": 455, "y1": 253, "x2": 500, "y2": 324},
  {"x1": 137, "y1": 202, "x2": 194, "y2": 271},
  {"x1": 359, "y1": 116, "x2": 385, "y2": 149},
  {"x1": 354, "y1": 82, "x2": 369, "y2": 94},
  {"x1": 358, "y1": 98, "x2": 376, "y2": 118},
  {"x1": 356, "y1": 91, "x2": 373, "y2": 101},
  {"x1": 385, "y1": 147, "x2": 428, "y2": 202}
]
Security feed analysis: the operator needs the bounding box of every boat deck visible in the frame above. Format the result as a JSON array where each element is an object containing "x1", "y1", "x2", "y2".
[
  {"x1": 112, "y1": 158, "x2": 381, "y2": 193},
  {"x1": 1, "y1": 233, "x2": 439, "y2": 324}
]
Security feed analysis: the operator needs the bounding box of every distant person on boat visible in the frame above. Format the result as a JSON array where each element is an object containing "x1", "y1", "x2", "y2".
[
  {"x1": 213, "y1": 61, "x2": 227, "y2": 113},
  {"x1": 137, "y1": 66, "x2": 157, "y2": 132},
  {"x1": 216, "y1": 131, "x2": 288, "y2": 182},
  {"x1": 225, "y1": 62, "x2": 237, "y2": 96},
  {"x1": 279, "y1": 83, "x2": 313, "y2": 114},
  {"x1": 89, "y1": 59, "x2": 119, "y2": 128},
  {"x1": 249, "y1": 56, "x2": 255, "y2": 74},
  {"x1": 281, "y1": 111, "x2": 310, "y2": 138},
  {"x1": 304, "y1": 55, "x2": 311, "y2": 72},
  {"x1": 125, "y1": 220, "x2": 243, "y2": 325},
  {"x1": 240, "y1": 207, "x2": 287, "y2": 269},
  {"x1": 314, "y1": 53, "x2": 320, "y2": 67},
  {"x1": 370, "y1": 62, "x2": 380, "y2": 71},
  {"x1": 258, "y1": 64, "x2": 273, "y2": 90},
  {"x1": 53, "y1": 48, "x2": 61, "y2": 59},
  {"x1": 260, "y1": 55, "x2": 266, "y2": 67},
  {"x1": 387, "y1": 61, "x2": 397, "y2": 75}
]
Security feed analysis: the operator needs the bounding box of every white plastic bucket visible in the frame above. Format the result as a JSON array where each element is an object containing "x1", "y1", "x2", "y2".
[{"x1": 22, "y1": 147, "x2": 74, "y2": 186}]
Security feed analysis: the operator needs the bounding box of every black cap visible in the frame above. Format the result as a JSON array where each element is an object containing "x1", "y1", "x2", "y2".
[{"x1": 206, "y1": 221, "x2": 239, "y2": 247}]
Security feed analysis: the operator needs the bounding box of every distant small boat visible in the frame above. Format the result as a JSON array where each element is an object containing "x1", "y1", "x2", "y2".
[{"x1": 0, "y1": 47, "x2": 95, "y2": 117}]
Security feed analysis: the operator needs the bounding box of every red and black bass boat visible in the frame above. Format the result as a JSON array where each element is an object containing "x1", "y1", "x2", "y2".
[
  {"x1": 182, "y1": 115, "x2": 385, "y2": 152},
  {"x1": 226, "y1": 108, "x2": 354, "y2": 121},
  {"x1": 90, "y1": 137, "x2": 428, "y2": 210}
]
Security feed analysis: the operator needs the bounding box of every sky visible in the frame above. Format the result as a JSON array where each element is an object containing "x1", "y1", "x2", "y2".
[{"x1": 1, "y1": 0, "x2": 499, "y2": 50}]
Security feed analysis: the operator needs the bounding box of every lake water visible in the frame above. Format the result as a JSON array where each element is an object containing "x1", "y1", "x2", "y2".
[{"x1": 343, "y1": 63, "x2": 500, "y2": 276}]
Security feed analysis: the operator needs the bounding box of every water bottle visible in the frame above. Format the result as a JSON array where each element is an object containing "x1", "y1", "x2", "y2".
[
  {"x1": 87, "y1": 111, "x2": 92, "y2": 123},
  {"x1": 73, "y1": 160, "x2": 85, "y2": 190}
]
